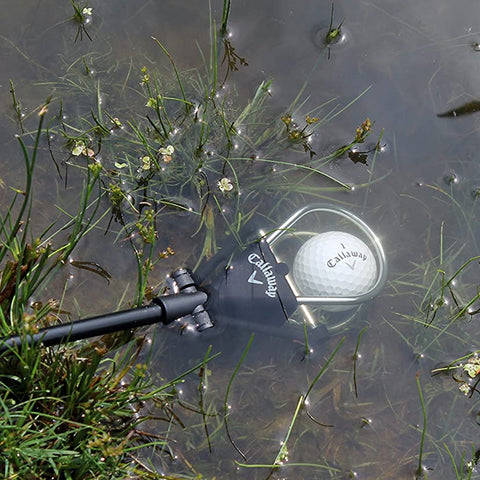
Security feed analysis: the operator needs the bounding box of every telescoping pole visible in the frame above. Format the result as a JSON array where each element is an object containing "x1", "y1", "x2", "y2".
[{"x1": 0, "y1": 290, "x2": 208, "y2": 353}]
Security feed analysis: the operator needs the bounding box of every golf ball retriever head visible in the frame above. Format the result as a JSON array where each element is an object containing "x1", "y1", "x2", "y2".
[
  {"x1": 198, "y1": 203, "x2": 388, "y2": 332},
  {"x1": 199, "y1": 237, "x2": 299, "y2": 333}
]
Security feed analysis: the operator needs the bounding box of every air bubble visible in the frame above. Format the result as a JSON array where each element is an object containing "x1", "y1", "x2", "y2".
[
  {"x1": 376, "y1": 140, "x2": 389, "y2": 154},
  {"x1": 444, "y1": 172, "x2": 459, "y2": 185}
]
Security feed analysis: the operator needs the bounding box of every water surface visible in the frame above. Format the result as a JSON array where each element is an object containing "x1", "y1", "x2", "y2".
[{"x1": 2, "y1": 1, "x2": 480, "y2": 478}]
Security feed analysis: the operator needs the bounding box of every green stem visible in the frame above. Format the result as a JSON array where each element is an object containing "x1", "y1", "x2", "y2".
[
  {"x1": 415, "y1": 372, "x2": 427, "y2": 478},
  {"x1": 220, "y1": 0, "x2": 231, "y2": 37},
  {"x1": 304, "y1": 335, "x2": 345, "y2": 401},
  {"x1": 223, "y1": 333, "x2": 254, "y2": 461},
  {"x1": 151, "y1": 37, "x2": 188, "y2": 108},
  {"x1": 353, "y1": 327, "x2": 367, "y2": 398}
]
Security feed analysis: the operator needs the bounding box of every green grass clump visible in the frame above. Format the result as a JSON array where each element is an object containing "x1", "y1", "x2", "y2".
[
  {"x1": 0, "y1": 95, "x2": 218, "y2": 479},
  {"x1": 2, "y1": 343, "x2": 157, "y2": 479}
]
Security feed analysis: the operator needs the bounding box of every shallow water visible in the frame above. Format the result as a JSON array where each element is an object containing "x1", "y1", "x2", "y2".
[{"x1": 2, "y1": 0, "x2": 480, "y2": 478}]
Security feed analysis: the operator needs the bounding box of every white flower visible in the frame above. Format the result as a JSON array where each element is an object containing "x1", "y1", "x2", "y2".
[
  {"x1": 141, "y1": 156, "x2": 152, "y2": 171},
  {"x1": 159, "y1": 145, "x2": 174, "y2": 163},
  {"x1": 159, "y1": 145, "x2": 174, "y2": 156},
  {"x1": 463, "y1": 357, "x2": 480, "y2": 378},
  {"x1": 145, "y1": 98, "x2": 157, "y2": 108},
  {"x1": 464, "y1": 363, "x2": 480, "y2": 378},
  {"x1": 459, "y1": 383, "x2": 471, "y2": 395},
  {"x1": 218, "y1": 177, "x2": 233, "y2": 193},
  {"x1": 72, "y1": 140, "x2": 85, "y2": 156},
  {"x1": 82, "y1": 7, "x2": 93, "y2": 16},
  {"x1": 71, "y1": 140, "x2": 94, "y2": 157}
]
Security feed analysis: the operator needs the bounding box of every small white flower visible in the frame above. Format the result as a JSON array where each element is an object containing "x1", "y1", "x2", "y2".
[
  {"x1": 72, "y1": 140, "x2": 85, "y2": 156},
  {"x1": 159, "y1": 145, "x2": 174, "y2": 156},
  {"x1": 218, "y1": 177, "x2": 234, "y2": 193},
  {"x1": 459, "y1": 383, "x2": 471, "y2": 395},
  {"x1": 82, "y1": 7, "x2": 93, "y2": 16},
  {"x1": 159, "y1": 145, "x2": 174, "y2": 163},
  {"x1": 464, "y1": 363, "x2": 480, "y2": 378},
  {"x1": 71, "y1": 140, "x2": 94, "y2": 157},
  {"x1": 463, "y1": 357, "x2": 480, "y2": 378},
  {"x1": 141, "y1": 156, "x2": 152, "y2": 171},
  {"x1": 145, "y1": 98, "x2": 157, "y2": 108}
]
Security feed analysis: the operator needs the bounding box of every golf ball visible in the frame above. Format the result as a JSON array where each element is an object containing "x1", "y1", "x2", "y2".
[{"x1": 292, "y1": 231, "x2": 377, "y2": 302}]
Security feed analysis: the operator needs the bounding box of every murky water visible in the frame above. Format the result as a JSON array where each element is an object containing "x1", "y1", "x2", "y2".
[{"x1": 2, "y1": 0, "x2": 480, "y2": 478}]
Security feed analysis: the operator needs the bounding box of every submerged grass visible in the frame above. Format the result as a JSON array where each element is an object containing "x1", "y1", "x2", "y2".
[
  {"x1": 234, "y1": 336, "x2": 345, "y2": 478},
  {"x1": 0, "y1": 91, "x2": 220, "y2": 479},
  {"x1": 40, "y1": 8, "x2": 379, "y2": 271},
  {"x1": 415, "y1": 372, "x2": 428, "y2": 479},
  {"x1": 383, "y1": 173, "x2": 480, "y2": 476},
  {"x1": 0, "y1": 3, "x2": 387, "y2": 479},
  {"x1": 388, "y1": 198, "x2": 480, "y2": 360}
]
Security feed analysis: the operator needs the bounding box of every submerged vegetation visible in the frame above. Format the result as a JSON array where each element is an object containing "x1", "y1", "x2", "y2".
[
  {"x1": 2, "y1": 0, "x2": 480, "y2": 479},
  {"x1": 0, "y1": 2, "x2": 383, "y2": 478},
  {"x1": 385, "y1": 178, "x2": 480, "y2": 478},
  {"x1": 54, "y1": 43, "x2": 375, "y2": 270}
]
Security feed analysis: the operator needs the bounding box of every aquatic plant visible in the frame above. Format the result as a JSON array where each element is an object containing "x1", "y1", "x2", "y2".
[
  {"x1": 382, "y1": 173, "x2": 480, "y2": 477},
  {"x1": 70, "y1": 0, "x2": 94, "y2": 42},
  {"x1": 387, "y1": 175, "x2": 480, "y2": 360},
  {"x1": 0, "y1": 88, "x2": 226, "y2": 479},
  {"x1": 415, "y1": 372, "x2": 428, "y2": 479},
  {"x1": 0, "y1": 2, "x2": 385, "y2": 478},
  {"x1": 325, "y1": 3, "x2": 345, "y2": 45},
  {"x1": 232, "y1": 337, "x2": 345, "y2": 478},
  {"x1": 48, "y1": 29, "x2": 377, "y2": 276}
]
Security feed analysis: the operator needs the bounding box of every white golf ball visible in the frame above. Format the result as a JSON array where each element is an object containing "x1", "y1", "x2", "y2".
[{"x1": 292, "y1": 231, "x2": 377, "y2": 302}]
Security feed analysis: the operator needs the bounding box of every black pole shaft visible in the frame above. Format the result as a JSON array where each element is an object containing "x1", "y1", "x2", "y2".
[{"x1": 0, "y1": 291, "x2": 207, "y2": 353}]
